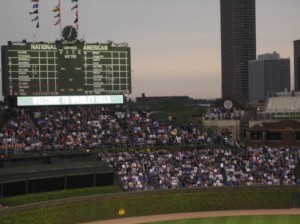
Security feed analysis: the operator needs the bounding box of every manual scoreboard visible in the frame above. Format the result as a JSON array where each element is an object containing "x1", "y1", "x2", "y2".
[{"x1": 1, "y1": 41, "x2": 131, "y2": 97}]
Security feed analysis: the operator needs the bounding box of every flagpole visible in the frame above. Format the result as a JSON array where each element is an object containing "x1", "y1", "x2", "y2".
[
  {"x1": 59, "y1": 0, "x2": 62, "y2": 39},
  {"x1": 77, "y1": 1, "x2": 79, "y2": 33},
  {"x1": 72, "y1": 0, "x2": 79, "y2": 32}
]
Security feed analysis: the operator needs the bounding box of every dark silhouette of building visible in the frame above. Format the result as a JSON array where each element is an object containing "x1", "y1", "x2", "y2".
[
  {"x1": 220, "y1": 0, "x2": 256, "y2": 101},
  {"x1": 294, "y1": 39, "x2": 300, "y2": 91}
]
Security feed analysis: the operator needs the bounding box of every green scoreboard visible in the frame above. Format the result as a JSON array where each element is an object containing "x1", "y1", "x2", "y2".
[{"x1": 1, "y1": 41, "x2": 131, "y2": 97}]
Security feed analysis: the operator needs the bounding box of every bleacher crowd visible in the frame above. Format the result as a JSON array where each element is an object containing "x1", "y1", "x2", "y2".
[
  {"x1": 205, "y1": 107, "x2": 240, "y2": 120},
  {"x1": 1, "y1": 105, "x2": 299, "y2": 191},
  {"x1": 101, "y1": 146, "x2": 299, "y2": 191},
  {"x1": 0, "y1": 105, "x2": 208, "y2": 154}
]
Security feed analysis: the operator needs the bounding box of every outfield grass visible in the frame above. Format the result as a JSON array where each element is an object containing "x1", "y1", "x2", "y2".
[
  {"x1": 1, "y1": 186, "x2": 299, "y2": 224},
  {"x1": 143, "y1": 215, "x2": 300, "y2": 224}
]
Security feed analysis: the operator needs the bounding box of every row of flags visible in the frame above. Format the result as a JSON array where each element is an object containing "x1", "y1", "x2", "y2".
[
  {"x1": 53, "y1": 0, "x2": 60, "y2": 26},
  {"x1": 30, "y1": 0, "x2": 78, "y2": 29},
  {"x1": 29, "y1": 0, "x2": 39, "y2": 28},
  {"x1": 72, "y1": 0, "x2": 79, "y2": 29}
]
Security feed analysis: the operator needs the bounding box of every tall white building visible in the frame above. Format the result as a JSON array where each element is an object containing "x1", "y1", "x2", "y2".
[{"x1": 248, "y1": 51, "x2": 290, "y2": 102}]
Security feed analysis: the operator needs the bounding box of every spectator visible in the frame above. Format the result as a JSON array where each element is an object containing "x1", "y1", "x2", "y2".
[{"x1": 100, "y1": 145, "x2": 298, "y2": 191}]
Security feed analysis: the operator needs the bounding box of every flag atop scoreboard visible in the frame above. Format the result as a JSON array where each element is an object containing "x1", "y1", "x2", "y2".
[{"x1": 1, "y1": 41, "x2": 131, "y2": 102}]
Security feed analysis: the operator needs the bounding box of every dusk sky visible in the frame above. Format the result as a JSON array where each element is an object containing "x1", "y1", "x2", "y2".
[{"x1": 1, "y1": 0, "x2": 300, "y2": 99}]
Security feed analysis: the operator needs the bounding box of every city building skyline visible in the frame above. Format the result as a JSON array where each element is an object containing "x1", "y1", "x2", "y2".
[
  {"x1": 220, "y1": 0, "x2": 256, "y2": 101},
  {"x1": 0, "y1": 1, "x2": 300, "y2": 100},
  {"x1": 248, "y1": 51, "x2": 290, "y2": 102},
  {"x1": 294, "y1": 40, "x2": 300, "y2": 92}
]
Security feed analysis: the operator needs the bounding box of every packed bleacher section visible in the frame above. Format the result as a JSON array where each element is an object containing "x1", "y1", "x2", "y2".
[
  {"x1": 101, "y1": 146, "x2": 299, "y2": 191},
  {"x1": 1, "y1": 105, "x2": 299, "y2": 191},
  {"x1": 0, "y1": 105, "x2": 210, "y2": 155}
]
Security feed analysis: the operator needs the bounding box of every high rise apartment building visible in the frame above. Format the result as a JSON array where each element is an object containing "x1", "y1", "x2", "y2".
[
  {"x1": 294, "y1": 39, "x2": 300, "y2": 91},
  {"x1": 248, "y1": 52, "x2": 290, "y2": 102},
  {"x1": 220, "y1": 0, "x2": 256, "y2": 101}
]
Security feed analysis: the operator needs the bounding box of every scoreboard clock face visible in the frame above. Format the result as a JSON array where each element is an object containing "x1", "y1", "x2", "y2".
[
  {"x1": 1, "y1": 42, "x2": 132, "y2": 97},
  {"x1": 62, "y1": 25, "x2": 78, "y2": 44},
  {"x1": 224, "y1": 100, "x2": 233, "y2": 109}
]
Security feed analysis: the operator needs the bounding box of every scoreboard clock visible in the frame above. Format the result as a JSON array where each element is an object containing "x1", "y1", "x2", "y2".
[
  {"x1": 62, "y1": 25, "x2": 78, "y2": 44},
  {"x1": 224, "y1": 100, "x2": 233, "y2": 109}
]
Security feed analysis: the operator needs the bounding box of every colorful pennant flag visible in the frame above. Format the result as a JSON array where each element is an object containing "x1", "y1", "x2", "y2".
[
  {"x1": 53, "y1": 7, "x2": 60, "y2": 13},
  {"x1": 71, "y1": 4, "x2": 78, "y2": 11},
  {"x1": 53, "y1": 0, "x2": 61, "y2": 27},
  {"x1": 29, "y1": 9, "x2": 38, "y2": 14},
  {"x1": 30, "y1": 0, "x2": 39, "y2": 28},
  {"x1": 54, "y1": 18, "x2": 60, "y2": 26},
  {"x1": 31, "y1": 15, "x2": 39, "y2": 22},
  {"x1": 71, "y1": 0, "x2": 79, "y2": 30}
]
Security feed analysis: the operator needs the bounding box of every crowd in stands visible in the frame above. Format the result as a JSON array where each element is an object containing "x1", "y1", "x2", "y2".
[
  {"x1": 205, "y1": 107, "x2": 240, "y2": 120},
  {"x1": 0, "y1": 105, "x2": 209, "y2": 154},
  {"x1": 1, "y1": 105, "x2": 299, "y2": 191},
  {"x1": 101, "y1": 145, "x2": 299, "y2": 191}
]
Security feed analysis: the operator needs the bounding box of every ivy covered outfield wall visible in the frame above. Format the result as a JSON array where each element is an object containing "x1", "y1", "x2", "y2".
[{"x1": 0, "y1": 186, "x2": 300, "y2": 224}]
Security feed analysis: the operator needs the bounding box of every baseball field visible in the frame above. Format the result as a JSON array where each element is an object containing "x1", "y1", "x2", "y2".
[
  {"x1": 145, "y1": 215, "x2": 300, "y2": 224},
  {"x1": 91, "y1": 209, "x2": 300, "y2": 224}
]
